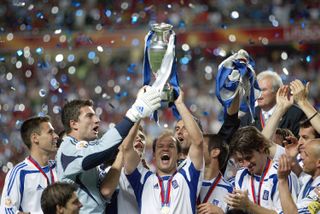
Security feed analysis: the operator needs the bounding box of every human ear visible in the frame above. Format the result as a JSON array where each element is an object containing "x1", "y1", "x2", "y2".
[{"x1": 210, "y1": 148, "x2": 221, "y2": 158}]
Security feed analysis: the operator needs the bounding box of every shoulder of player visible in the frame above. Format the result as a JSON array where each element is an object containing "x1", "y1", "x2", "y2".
[
  {"x1": 235, "y1": 167, "x2": 249, "y2": 177},
  {"x1": 5, "y1": 160, "x2": 29, "y2": 179},
  {"x1": 220, "y1": 175, "x2": 233, "y2": 186}
]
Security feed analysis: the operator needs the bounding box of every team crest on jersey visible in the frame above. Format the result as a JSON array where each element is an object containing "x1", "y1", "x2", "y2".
[
  {"x1": 212, "y1": 199, "x2": 219, "y2": 205},
  {"x1": 172, "y1": 180, "x2": 179, "y2": 189},
  {"x1": 4, "y1": 197, "x2": 13, "y2": 208},
  {"x1": 76, "y1": 141, "x2": 88, "y2": 150},
  {"x1": 263, "y1": 190, "x2": 269, "y2": 200}
]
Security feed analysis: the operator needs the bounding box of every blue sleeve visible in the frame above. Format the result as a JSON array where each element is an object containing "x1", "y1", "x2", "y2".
[
  {"x1": 179, "y1": 158, "x2": 201, "y2": 214},
  {"x1": 126, "y1": 167, "x2": 152, "y2": 209},
  {"x1": 115, "y1": 117, "x2": 134, "y2": 138}
]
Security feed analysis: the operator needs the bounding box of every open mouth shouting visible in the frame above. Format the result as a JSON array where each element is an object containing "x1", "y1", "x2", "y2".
[
  {"x1": 92, "y1": 125, "x2": 99, "y2": 134},
  {"x1": 161, "y1": 153, "x2": 171, "y2": 164},
  {"x1": 134, "y1": 141, "x2": 144, "y2": 149}
]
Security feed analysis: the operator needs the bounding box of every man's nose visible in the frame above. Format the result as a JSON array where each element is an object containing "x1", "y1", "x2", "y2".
[
  {"x1": 94, "y1": 115, "x2": 100, "y2": 123},
  {"x1": 242, "y1": 160, "x2": 251, "y2": 167}
]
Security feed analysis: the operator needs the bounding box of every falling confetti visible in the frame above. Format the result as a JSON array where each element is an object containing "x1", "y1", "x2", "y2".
[{"x1": 39, "y1": 89, "x2": 47, "y2": 97}]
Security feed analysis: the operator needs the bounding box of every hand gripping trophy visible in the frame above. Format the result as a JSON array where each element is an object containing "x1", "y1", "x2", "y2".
[{"x1": 143, "y1": 22, "x2": 179, "y2": 110}]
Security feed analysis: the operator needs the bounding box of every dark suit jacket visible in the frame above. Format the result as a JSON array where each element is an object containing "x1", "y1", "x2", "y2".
[{"x1": 240, "y1": 105, "x2": 306, "y2": 137}]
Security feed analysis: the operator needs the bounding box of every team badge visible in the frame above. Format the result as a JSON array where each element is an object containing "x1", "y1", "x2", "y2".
[
  {"x1": 263, "y1": 190, "x2": 269, "y2": 200},
  {"x1": 172, "y1": 180, "x2": 179, "y2": 189},
  {"x1": 76, "y1": 141, "x2": 88, "y2": 150},
  {"x1": 212, "y1": 199, "x2": 219, "y2": 205}
]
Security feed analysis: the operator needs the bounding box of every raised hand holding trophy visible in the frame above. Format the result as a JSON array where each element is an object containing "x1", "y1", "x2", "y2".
[{"x1": 143, "y1": 23, "x2": 180, "y2": 121}]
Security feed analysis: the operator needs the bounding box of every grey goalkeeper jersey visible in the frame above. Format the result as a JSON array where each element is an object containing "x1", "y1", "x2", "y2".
[{"x1": 56, "y1": 124, "x2": 129, "y2": 214}]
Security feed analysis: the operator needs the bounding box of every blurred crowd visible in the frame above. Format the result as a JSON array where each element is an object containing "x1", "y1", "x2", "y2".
[
  {"x1": 1, "y1": 0, "x2": 320, "y2": 194},
  {"x1": 0, "y1": 0, "x2": 319, "y2": 32}
]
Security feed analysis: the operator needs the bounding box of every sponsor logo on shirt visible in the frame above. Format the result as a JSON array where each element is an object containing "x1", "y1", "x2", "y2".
[
  {"x1": 154, "y1": 183, "x2": 159, "y2": 189},
  {"x1": 37, "y1": 184, "x2": 44, "y2": 190}
]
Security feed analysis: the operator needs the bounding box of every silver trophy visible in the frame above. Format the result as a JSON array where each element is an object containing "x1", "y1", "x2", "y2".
[{"x1": 147, "y1": 23, "x2": 175, "y2": 106}]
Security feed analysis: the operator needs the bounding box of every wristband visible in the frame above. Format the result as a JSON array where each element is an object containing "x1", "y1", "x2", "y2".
[{"x1": 309, "y1": 112, "x2": 319, "y2": 121}]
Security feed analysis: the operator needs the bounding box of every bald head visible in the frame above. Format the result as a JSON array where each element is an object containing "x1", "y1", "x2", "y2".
[{"x1": 307, "y1": 139, "x2": 320, "y2": 159}]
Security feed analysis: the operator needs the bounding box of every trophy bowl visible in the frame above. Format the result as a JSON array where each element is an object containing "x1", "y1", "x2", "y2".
[
  {"x1": 147, "y1": 23, "x2": 175, "y2": 106},
  {"x1": 147, "y1": 23, "x2": 173, "y2": 76}
]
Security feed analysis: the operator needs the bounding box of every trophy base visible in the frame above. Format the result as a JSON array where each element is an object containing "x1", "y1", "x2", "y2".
[{"x1": 160, "y1": 87, "x2": 175, "y2": 108}]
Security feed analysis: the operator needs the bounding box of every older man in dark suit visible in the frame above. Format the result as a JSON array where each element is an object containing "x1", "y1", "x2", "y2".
[{"x1": 240, "y1": 70, "x2": 305, "y2": 137}]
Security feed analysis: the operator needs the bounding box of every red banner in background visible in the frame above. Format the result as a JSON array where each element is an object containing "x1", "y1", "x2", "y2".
[{"x1": 0, "y1": 25, "x2": 319, "y2": 51}]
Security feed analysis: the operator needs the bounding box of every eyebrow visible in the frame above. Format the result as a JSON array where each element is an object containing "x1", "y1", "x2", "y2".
[
  {"x1": 47, "y1": 128, "x2": 54, "y2": 134},
  {"x1": 85, "y1": 112, "x2": 95, "y2": 117}
]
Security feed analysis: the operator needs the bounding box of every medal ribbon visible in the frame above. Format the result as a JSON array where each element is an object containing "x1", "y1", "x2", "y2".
[
  {"x1": 259, "y1": 111, "x2": 265, "y2": 129},
  {"x1": 157, "y1": 172, "x2": 177, "y2": 207},
  {"x1": 250, "y1": 158, "x2": 271, "y2": 205},
  {"x1": 197, "y1": 173, "x2": 222, "y2": 204},
  {"x1": 28, "y1": 156, "x2": 54, "y2": 185}
]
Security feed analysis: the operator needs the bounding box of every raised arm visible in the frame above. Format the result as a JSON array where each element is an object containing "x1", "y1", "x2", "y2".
[
  {"x1": 123, "y1": 122, "x2": 141, "y2": 175},
  {"x1": 262, "y1": 85, "x2": 293, "y2": 158},
  {"x1": 262, "y1": 85, "x2": 293, "y2": 140},
  {"x1": 218, "y1": 90, "x2": 241, "y2": 143},
  {"x1": 100, "y1": 146, "x2": 124, "y2": 199},
  {"x1": 290, "y1": 80, "x2": 320, "y2": 133},
  {"x1": 277, "y1": 154, "x2": 298, "y2": 214},
  {"x1": 174, "y1": 90, "x2": 203, "y2": 170}
]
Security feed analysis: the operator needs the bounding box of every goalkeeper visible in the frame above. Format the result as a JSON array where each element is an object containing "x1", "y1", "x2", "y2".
[{"x1": 56, "y1": 86, "x2": 161, "y2": 214}]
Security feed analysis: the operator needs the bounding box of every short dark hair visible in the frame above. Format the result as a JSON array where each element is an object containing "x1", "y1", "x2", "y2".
[
  {"x1": 41, "y1": 182, "x2": 77, "y2": 214},
  {"x1": 204, "y1": 134, "x2": 229, "y2": 170},
  {"x1": 61, "y1": 99, "x2": 93, "y2": 134},
  {"x1": 230, "y1": 126, "x2": 270, "y2": 156},
  {"x1": 176, "y1": 115, "x2": 203, "y2": 132},
  {"x1": 152, "y1": 130, "x2": 181, "y2": 154},
  {"x1": 20, "y1": 116, "x2": 51, "y2": 149},
  {"x1": 300, "y1": 120, "x2": 320, "y2": 138}
]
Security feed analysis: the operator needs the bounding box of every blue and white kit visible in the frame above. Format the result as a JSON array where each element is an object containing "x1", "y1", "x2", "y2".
[
  {"x1": 0, "y1": 158, "x2": 56, "y2": 214},
  {"x1": 235, "y1": 159, "x2": 299, "y2": 212},
  {"x1": 126, "y1": 157, "x2": 203, "y2": 214},
  {"x1": 199, "y1": 174, "x2": 233, "y2": 212},
  {"x1": 278, "y1": 175, "x2": 320, "y2": 214}
]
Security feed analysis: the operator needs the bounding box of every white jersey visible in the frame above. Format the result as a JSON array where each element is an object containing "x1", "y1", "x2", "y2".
[
  {"x1": 199, "y1": 174, "x2": 233, "y2": 212},
  {"x1": 117, "y1": 168, "x2": 139, "y2": 214},
  {"x1": 0, "y1": 158, "x2": 57, "y2": 214},
  {"x1": 224, "y1": 145, "x2": 286, "y2": 186},
  {"x1": 292, "y1": 175, "x2": 320, "y2": 214},
  {"x1": 126, "y1": 157, "x2": 203, "y2": 214},
  {"x1": 235, "y1": 160, "x2": 299, "y2": 212},
  {"x1": 273, "y1": 144, "x2": 285, "y2": 161}
]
